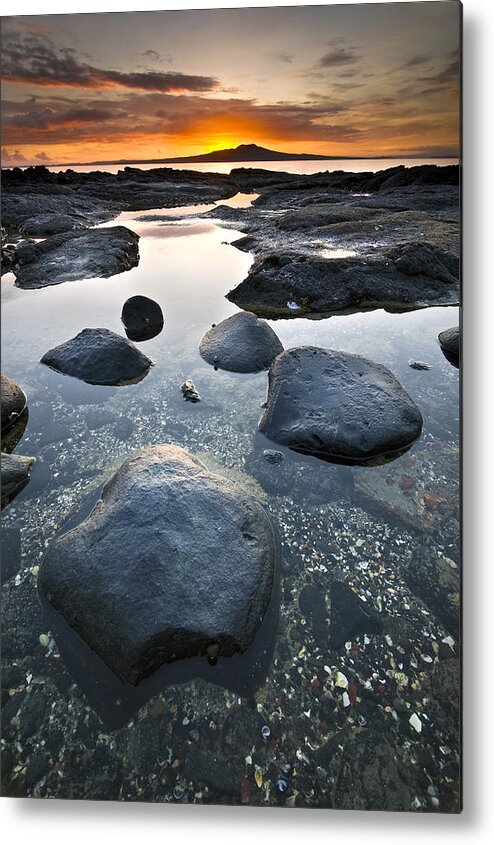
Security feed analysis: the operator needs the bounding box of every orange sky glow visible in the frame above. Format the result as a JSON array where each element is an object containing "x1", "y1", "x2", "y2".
[{"x1": 1, "y1": 4, "x2": 461, "y2": 166}]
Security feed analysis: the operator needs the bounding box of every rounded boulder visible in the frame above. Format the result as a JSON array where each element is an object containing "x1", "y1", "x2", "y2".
[{"x1": 199, "y1": 311, "x2": 283, "y2": 373}]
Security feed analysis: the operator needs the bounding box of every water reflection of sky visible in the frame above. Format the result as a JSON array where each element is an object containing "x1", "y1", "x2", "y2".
[{"x1": 1, "y1": 191, "x2": 459, "y2": 453}]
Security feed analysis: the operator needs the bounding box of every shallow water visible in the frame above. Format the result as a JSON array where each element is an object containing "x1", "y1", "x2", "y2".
[{"x1": 1, "y1": 188, "x2": 460, "y2": 808}]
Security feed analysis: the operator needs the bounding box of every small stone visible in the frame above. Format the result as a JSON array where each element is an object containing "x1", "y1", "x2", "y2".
[
  {"x1": 181, "y1": 379, "x2": 201, "y2": 403},
  {"x1": 409, "y1": 712, "x2": 422, "y2": 733}
]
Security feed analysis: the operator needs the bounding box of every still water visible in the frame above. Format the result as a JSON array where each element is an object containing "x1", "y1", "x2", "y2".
[
  {"x1": 1, "y1": 181, "x2": 460, "y2": 807},
  {"x1": 44, "y1": 157, "x2": 458, "y2": 176}
]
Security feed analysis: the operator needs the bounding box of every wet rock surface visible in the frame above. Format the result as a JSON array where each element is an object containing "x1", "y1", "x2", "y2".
[
  {"x1": 12, "y1": 226, "x2": 140, "y2": 290},
  {"x1": 228, "y1": 242, "x2": 459, "y2": 318},
  {"x1": 259, "y1": 347, "x2": 423, "y2": 463},
  {"x1": 1, "y1": 162, "x2": 460, "y2": 810},
  {"x1": 121, "y1": 295, "x2": 164, "y2": 342},
  {"x1": 199, "y1": 311, "x2": 283, "y2": 372},
  {"x1": 1, "y1": 374, "x2": 27, "y2": 433},
  {"x1": 1, "y1": 453, "x2": 35, "y2": 507},
  {"x1": 2, "y1": 165, "x2": 237, "y2": 235},
  {"x1": 39, "y1": 444, "x2": 277, "y2": 685},
  {"x1": 40, "y1": 328, "x2": 153, "y2": 386},
  {"x1": 438, "y1": 326, "x2": 460, "y2": 368}
]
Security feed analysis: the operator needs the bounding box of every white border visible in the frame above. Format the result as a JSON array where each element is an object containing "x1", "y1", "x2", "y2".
[{"x1": 1, "y1": 1, "x2": 493, "y2": 842}]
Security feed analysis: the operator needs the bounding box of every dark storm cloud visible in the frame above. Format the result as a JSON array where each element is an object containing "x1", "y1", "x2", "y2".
[{"x1": 2, "y1": 30, "x2": 218, "y2": 93}]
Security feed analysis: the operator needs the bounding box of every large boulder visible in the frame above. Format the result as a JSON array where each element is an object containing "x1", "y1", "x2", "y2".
[
  {"x1": 12, "y1": 226, "x2": 139, "y2": 289},
  {"x1": 40, "y1": 328, "x2": 152, "y2": 386},
  {"x1": 1, "y1": 374, "x2": 27, "y2": 433},
  {"x1": 199, "y1": 311, "x2": 283, "y2": 372},
  {"x1": 121, "y1": 295, "x2": 164, "y2": 341},
  {"x1": 38, "y1": 445, "x2": 277, "y2": 685},
  {"x1": 259, "y1": 347, "x2": 423, "y2": 464}
]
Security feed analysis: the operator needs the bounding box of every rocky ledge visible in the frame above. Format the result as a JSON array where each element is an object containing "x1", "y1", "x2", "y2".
[
  {"x1": 38, "y1": 444, "x2": 277, "y2": 685},
  {"x1": 203, "y1": 164, "x2": 460, "y2": 318},
  {"x1": 12, "y1": 226, "x2": 140, "y2": 289},
  {"x1": 259, "y1": 347, "x2": 423, "y2": 464}
]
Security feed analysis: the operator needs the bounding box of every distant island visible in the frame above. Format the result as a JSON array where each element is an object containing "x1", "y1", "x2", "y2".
[{"x1": 27, "y1": 143, "x2": 456, "y2": 169}]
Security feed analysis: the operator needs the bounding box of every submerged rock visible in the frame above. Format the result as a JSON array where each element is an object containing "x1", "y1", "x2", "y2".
[
  {"x1": 329, "y1": 580, "x2": 383, "y2": 649},
  {"x1": 40, "y1": 328, "x2": 152, "y2": 386},
  {"x1": 39, "y1": 444, "x2": 277, "y2": 685},
  {"x1": 1, "y1": 374, "x2": 27, "y2": 433},
  {"x1": 121, "y1": 295, "x2": 164, "y2": 341},
  {"x1": 199, "y1": 311, "x2": 283, "y2": 373},
  {"x1": 259, "y1": 347, "x2": 423, "y2": 464},
  {"x1": 438, "y1": 326, "x2": 460, "y2": 368},
  {"x1": 1, "y1": 453, "x2": 35, "y2": 507},
  {"x1": 12, "y1": 226, "x2": 139, "y2": 289}
]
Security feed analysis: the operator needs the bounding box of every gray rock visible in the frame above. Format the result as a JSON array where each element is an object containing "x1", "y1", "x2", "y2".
[
  {"x1": 228, "y1": 242, "x2": 459, "y2": 318},
  {"x1": 199, "y1": 311, "x2": 283, "y2": 373},
  {"x1": 181, "y1": 379, "x2": 201, "y2": 402},
  {"x1": 438, "y1": 326, "x2": 460, "y2": 367},
  {"x1": 20, "y1": 213, "x2": 87, "y2": 237},
  {"x1": 262, "y1": 449, "x2": 284, "y2": 464},
  {"x1": 13, "y1": 226, "x2": 139, "y2": 289},
  {"x1": 259, "y1": 347, "x2": 423, "y2": 464},
  {"x1": 121, "y1": 295, "x2": 164, "y2": 342},
  {"x1": 39, "y1": 444, "x2": 277, "y2": 685},
  {"x1": 40, "y1": 328, "x2": 152, "y2": 386},
  {"x1": 1, "y1": 374, "x2": 27, "y2": 433},
  {"x1": 1, "y1": 453, "x2": 35, "y2": 506}
]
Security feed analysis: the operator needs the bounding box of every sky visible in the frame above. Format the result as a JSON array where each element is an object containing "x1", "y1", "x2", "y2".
[{"x1": 1, "y1": 2, "x2": 461, "y2": 165}]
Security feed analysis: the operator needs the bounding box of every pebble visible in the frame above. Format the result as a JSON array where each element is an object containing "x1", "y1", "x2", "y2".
[{"x1": 409, "y1": 713, "x2": 422, "y2": 733}]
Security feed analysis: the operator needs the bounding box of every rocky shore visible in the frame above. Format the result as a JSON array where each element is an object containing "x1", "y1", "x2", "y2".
[{"x1": 1, "y1": 162, "x2": 460, "y2": 810}]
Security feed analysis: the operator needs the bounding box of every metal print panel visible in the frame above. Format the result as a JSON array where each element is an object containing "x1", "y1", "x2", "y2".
[{"x1": 0, "y1": 1, "x2": 461, "y2": 811}]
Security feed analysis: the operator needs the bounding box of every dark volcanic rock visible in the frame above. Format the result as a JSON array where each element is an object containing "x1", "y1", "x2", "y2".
[
  {"x1": 1, "y1": 453, "x2": 35, "y2": 507},
  {"x1": 1, "y1": 374, "x2": 27, "y2": 433},
  {"x1": 121, "y1": 295, "x2": 164, "y2": 341},
  {"x1": 199, "y1": 311, "x2": 283, "y2": 372},
  {"x1": 259, "y1": 347, "x2": 423, "y2": 464},
  {"x1": 20, "y1": 213, "x2": 87, "y2": 237},
  {"x1": 40, "y1": 328, "x2": 152, "y2": 386},
  {"x1": 12, "y1": 226, "x2": 139, "y2": 289},
  {"x1": 38, "y1": 444, "x2": 277, "y2": 685},
  {"x1": 438, "y1": 326, "x2": 460, "y2": 368},
  {"x1": 228, "y1": 242, "x2": 459, "y2": 318}
]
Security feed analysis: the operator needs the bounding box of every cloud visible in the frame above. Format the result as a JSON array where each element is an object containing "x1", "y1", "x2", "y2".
[
  {"x1": 2, "y1": 30, "x2": 218, "y2": 93},
  {"x1": 1, "y1": 147, "x2": 28, "y2": 164},
  {"x1": 401, "y1": 54, "x2": 432, "y2": 69},
  {"x1": 2, "y1": 90, "x2": 363, "y2": 148},
  {"x1": 319, "y1": 47, "x2": 359, "y2": 68},
  {"x1": 275, "y1": 53, "x2": 294, "y2": 64}
]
